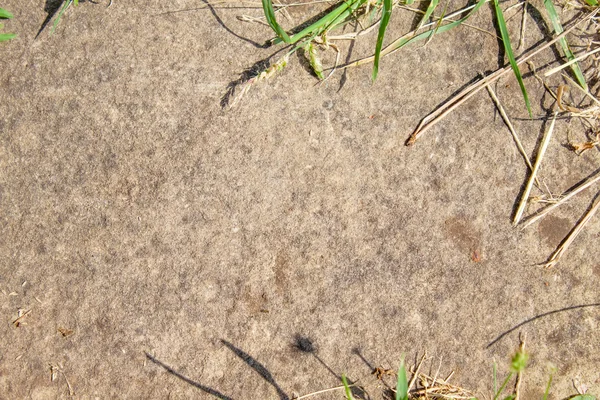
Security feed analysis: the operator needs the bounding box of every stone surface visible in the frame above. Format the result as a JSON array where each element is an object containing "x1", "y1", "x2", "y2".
[{"x1": 1, "y1": 1, "x2": 599, "y2": 398}]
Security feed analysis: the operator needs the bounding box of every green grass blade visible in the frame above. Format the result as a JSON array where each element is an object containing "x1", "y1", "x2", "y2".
[
  {"x1": 341, "y1": 374, "x2": 354, "y2": 400},
  {"x1": 543, "y1": 0, "x2": 587, "y2": 89},
  {"x1": 272, "y1": 0, "x2": 364, "y2": 45},
  {"x1": 0, "y1": 8, "x2": 13, "y2": 19},
  {"x1": 383, "y1": 0, "x2": 485, "y2": 55},
  {"x1": 324, "y1": 0, "x2": 367, "y2": 34},
  {"x1": 0, "y1": 33, "x2": 16, "y2": 42},
  {"x1": 395, "y1": 357, "x2": 408, "y2": 400},
  {"x1": 493, "y1": 0, "x2": 532, "y2": 117},
  {"x1": 418, "y1": 0, "x2": 439, "y2": 30},
  {"x1": 569, "y1": 396, "x2": 596, "y2": 400},
  {"x1": 52, "y1": 0, "x2": 73, "y2": 33},
  {"x1": 493, "y1": 372, "x2": 513, "y2": 400},
  {"x1": 542, "y1": 371, "x2": 554, "y2": 400},
  {"x1": 373, "y1": 0, "x2": 393, "y2": 80},
  {"x1": 493, "y1": 362, "x2": 497, "y2": 395},
  {"x1": 584, "y1": 0, "x2": 598, "y2": 5},
  {"x1": 262, "y1": 0, "x2": 292, "y2": 43}
]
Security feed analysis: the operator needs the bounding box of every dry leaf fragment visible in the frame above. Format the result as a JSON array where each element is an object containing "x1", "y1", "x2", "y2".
[{"x1": 58, "y1": 328, "x2": 74, "y2": 337}]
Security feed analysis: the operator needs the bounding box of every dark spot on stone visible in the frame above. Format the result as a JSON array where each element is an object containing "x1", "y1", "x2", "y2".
[
  {"x1": 444, "y1": 216, "x2": 481, "y2": 255},
  {"x1": 322, "y1": 100, "x2": 333, "y2": 110},
  {"x1": 294, "y1": 335, "x2": 315, "y2": 353},
  {"x1": 538, "y1": 215, "x2": 571, "y2": 246}
]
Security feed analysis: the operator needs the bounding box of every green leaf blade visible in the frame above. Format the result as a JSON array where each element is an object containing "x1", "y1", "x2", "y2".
[
  {"x1": 395, "y1": 357, "x2": 408, "y2": 400},
  {"x1": 262, "y1": 0, "x2": 292, "y2": 43},
  {"x1": 373, "y1": 0, "x2": 393, "y2": 80},
  {"x1": 493, "y1": 0, "x2": 532, "y2": 117},
  {"x1": 0, "y1": 8, "x2": 13, "y2": 19},
  {"x1": 0, "y1": 32, "x2": 16, "y2": 42},
  {"x1": 543, "y1": 0, "x2": 587, "y2": 90},
  {"x1": 341, "y1": 374, "x2": 354, "y2": 400}
]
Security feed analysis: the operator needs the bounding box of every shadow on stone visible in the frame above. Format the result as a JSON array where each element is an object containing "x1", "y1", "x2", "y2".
[
  {"x1": 487, "y1": 302, "x2": 600, "y2": 348},
  {"x1": 145, "y1": 352, "x2": 233, "y2": 400},
  {"x1": 221, "y1": 339, "x2": 290, "y2": 400}
]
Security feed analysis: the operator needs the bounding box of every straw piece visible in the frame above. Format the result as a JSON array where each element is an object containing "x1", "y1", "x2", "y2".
[
  {"x1": 522, "y1": 170, "x2": 600, "y2": 228},
  {"x1": 513, "y1": 112, "x2": 557, "y2": 225},
  {"x1": 544, "y1": 192, "x2": 600, "y2": 268}
]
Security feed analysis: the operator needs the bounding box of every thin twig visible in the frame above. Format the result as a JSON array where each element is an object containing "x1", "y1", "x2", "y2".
[
  {"x1": 518, "y1": 0, "x2": 528, "y2": 49},
  {"x1": 486, "y1": 84, "x2": 540, "y2": 187},
  {"x1": 522, "y1": 170, "x2": 600, "y2": 228},
  {"x1": 513, "y1": 112, "x2": 557, "y2": 225},
  {"x1": 408, "y1": 352, "x2": 428, "y2": 392},
  {"x1": 544, "y1": 46, "x2": 600, "y2": 77},
  {"x1": 406, "y1": 8, "x2": 599, "y2": 145},
  {"x1": 544, "y1": 191, "x2": 600, "y2": 268},
  {"x1": 294, "y1": 383, "x2": 362, "y2": 399}
]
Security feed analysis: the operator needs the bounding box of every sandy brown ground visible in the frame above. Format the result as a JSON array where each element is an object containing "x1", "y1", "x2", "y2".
[{"x1": 1, "y1": 0, "x2": 599, "y2": 399}]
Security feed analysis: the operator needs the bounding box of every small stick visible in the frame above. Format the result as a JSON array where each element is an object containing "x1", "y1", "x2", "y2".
[
  {"x1": 408, "y1": 352, "x2": 428, "y2": 392},
  {"x1": 431, "y1": 355, "x2": 443, "y2": 389},
  {"x1": 486, "y1": 84, "x2": 539, "y2": 187},
  {"x1": 513, "y1": 112, "x2": 557, "y2": 225},
  {"x1": 12, "y1": 309, "x2": 32, "y2": 327},
  {"x1": 294, "y1": 383, "x2": 362, "y2": 399},
  {"x1": 518, "y1": 0, "x2": 528, "y2": 49},
  {"x1": 522, "y1": 170, "x2": 600, "y2": 228},
  {"x1": 544, "y1": 191, "x2": 600, "y2": 268},
  {"x1": 544, "y1": 46, "x2": 600, "y2": 77},
  {"x1": 562, "y1": 74, "x2": 600, "y2": 107},
  {"x1": 406, "y1": 8, "x2": 599, "y2": 145}
]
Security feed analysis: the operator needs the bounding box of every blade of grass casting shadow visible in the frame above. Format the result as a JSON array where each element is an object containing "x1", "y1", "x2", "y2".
[
  {"x1": 221, "y1": 340, "x2": 290, "y2": 400},
  {"x1": 35, "y1": 0, "x2": 63, "y2": 38},
  {"x1": 486, "y1": 303, "x2": 600, "y2": 348},
  {"x1": 144, "y1": 353, "x2": 233, "y2": 400}
]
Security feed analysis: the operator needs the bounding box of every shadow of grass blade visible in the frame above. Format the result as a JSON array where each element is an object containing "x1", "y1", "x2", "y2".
[
  {"x1": 373, "y1": 0, "x2": 393, "y2": 80},
  {"x1": 494, "y1": 0, "x2": 531, "y2": 116},
  {"x1": 262, "y1": 0, "x2": 292, "y2": 43},
  {"x1": 543, "y1": 0, "x2": 587, "y2": 90},
  {"x1": 395, "y1": 358, "x2": 408, "y2": 400},
  {"x1": 341, "y1": 374, "x2": 355, "y2": 400}
]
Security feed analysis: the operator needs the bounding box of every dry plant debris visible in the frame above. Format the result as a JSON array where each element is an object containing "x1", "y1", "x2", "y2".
[
  {"x1": 49, "y1": 363, "x2": 75, "y2": 396},
  {"x1": 12, "y1": 309, "x2": 32, "y2": 328}
]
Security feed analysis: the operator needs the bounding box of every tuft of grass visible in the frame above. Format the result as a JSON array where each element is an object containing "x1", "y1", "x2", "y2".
[
  {"x1": 493, "y1": 0, "x2": 532, "y2": 117},
  {"x1": 0, "y1": 7, "x2": 16, "y2": 42}
]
